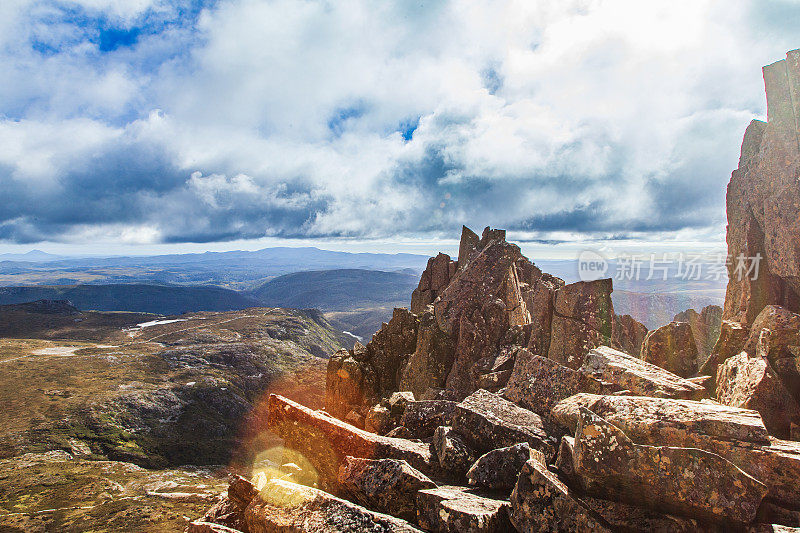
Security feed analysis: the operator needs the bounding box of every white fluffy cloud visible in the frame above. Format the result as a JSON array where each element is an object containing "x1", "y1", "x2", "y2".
[{"x1": 0, "y1": 0, "x2": 798, "y2": 246}]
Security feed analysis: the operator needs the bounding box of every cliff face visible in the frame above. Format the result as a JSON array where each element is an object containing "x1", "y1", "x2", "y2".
[{"x1": 724, "y1": 50, "x2": 800, "y2": 325}]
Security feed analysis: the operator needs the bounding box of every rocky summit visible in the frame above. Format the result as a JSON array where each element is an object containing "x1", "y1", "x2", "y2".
[{"x1": 191, "y1": 52, "x2": 800, "y2": 532}]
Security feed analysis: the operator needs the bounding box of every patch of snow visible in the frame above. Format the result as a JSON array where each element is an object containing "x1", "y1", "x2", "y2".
[
  {"x1": 135, "y1": 319, "x2": 187, "y2": 328},
  {"x1": 342, "y1": 330, "x2": 364, "y2": 342},
  {"x1": 32, "y1": 346, "x2": 82, "y2": 356}
]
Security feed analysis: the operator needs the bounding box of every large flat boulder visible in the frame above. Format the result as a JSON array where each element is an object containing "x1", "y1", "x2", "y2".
[
  {"x1": 716, "y1": 352, "x2": 800, "y2": 439},
  {"x1": 416, "y1": 485, "x2": 512, "y2": 533},
  {"x1": 245, "y1": 478, "x2": 422, "y2": 532},
  {"x1": 552, "y1": 393, "x2": 800, "y2": 509},
  {"x1": 580, "y1": 346, "x2": 706, "y2": 399},
  {"x1": 266, "y1": 394, "x2": 438, "y2": 488},
  {"x1": 572, "y1": 407, "x2": 767, "y2": 525},
  {"x1": 337, "y1": 457, "x2": 436, "y2": 522},
  {"x1": 451, "y1": 389, "x2": 554, "y2": 458}
]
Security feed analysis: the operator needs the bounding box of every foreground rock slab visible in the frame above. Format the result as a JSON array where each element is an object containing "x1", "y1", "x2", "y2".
[
  {"x1": 553, "y1": 393, "x2": 800, "y2": 509},
  {"x1": 572, "y1": 407, "x2": 767, "y2": 525},
  {"x1": 451, "y1": 389, "x2": 554, "y2": 458},
  {"x1": 337, "y1": 456, "x2": 436, "y2": 522},
  {"x1": 416, "y1": 485, "x2": 512, "y2": 533},
  {"x1": 267, "y1": 394, "x2": 437, "y2": 488},
  {"x1": 580, "y1": 346, "x2": 706, "y2": 399},
  {"x1": 246, "y1": 478, "x2": 422, "y2": 532}
]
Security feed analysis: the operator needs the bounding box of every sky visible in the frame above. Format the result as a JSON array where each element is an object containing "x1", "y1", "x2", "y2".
[{"x1": 1, "y1": 0, "x2": 799, "y2": 258}]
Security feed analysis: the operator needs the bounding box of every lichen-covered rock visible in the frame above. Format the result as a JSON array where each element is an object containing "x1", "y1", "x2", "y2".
[
  {"x1": 551, "y1": 393, "x2": 800, "y2": 509},
  {"x1": 267, "y1": 394, "x2": 438, "y2": 489},
  {"x1": 326, "y1": 348, "x2": 376, "y2": 422},
  {"x1": 432, "y1": 426, "x2": 476, "y2": 478},
  {"x1": 416, "y1": 485, "x2": 512, "y2": 533},
  {"x1": 509, "y1": 458, "x2": 611, "y2": 532},
  {"x1": 365, "y1": 404, "x2": 392, "y2": 435},
  {"x1": 580, "y1": 345, "x2": 706, "y2": 399},
  {"x1": 398, "y1": 400, "x2": 457, "y2": 439},
  {"x1": 411, "y1": 252, "x2": 457, "y2": 314},
  {"x1": 398, "y1": 310, "x2": 456, "y2": 398},
  {"x1": 551, "y1": 394, "x2": 771, "y2": 448},
  {"x1": 245, "y1": 478, "x2": 422, "y2": 532},
  {"x1": 640, "y1": 321, "x2": 701, "y2": 378},
  {"x1": 612, "y1": 313, "x2": 649, "y2": 358},
  {"x1": 388, "y1": 391, "x2": 416, "y2": 420},
  {"x1": 716, "y1": 352, "x2": 800, "y2": 439},
  {"x1": 700, "y1": 320, "x2": 750, "y2": 391},
  {"x1": 501, "y1": 349, "x2": 611, "y2": 430},
  {"x1": 743, "y1": 305, "x2": 800, "y2": 355},
  {"x1": 337, "y1": 457, "x2": 436, "y2": 522},
  {"x1": 466, "y1": 442, "x2": 533, "y2": 492},
  {"x1": 572, "y1": 407, "x2": 767, "y2": 525},
  {"x1": 451, "y1": 389, "x2": 554, "y2": 459},
  {"x1": 547, "y1": 279, "x2": 615, "y2": 369}
]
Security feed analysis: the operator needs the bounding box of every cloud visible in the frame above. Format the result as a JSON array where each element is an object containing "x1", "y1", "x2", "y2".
[{"x1": 0, "y1": 0, "x2": 799, "y2": 246}]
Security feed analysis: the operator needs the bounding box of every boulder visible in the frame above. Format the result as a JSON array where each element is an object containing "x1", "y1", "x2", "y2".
[
  {"x1": 337, "y1": 457, "x2": 436, "y2": 522},
  {"x1": 365, "y1": 404, "x2": 392, "y2": 435},
  {"x1": 580, "y1": 345, "x2": 706, "y2": 399},
  {"x1": 245, "y1": 478, "x2": 422, "y2": 532},
  {"x1": 572, "y1": 407, "x2": 767, "y2": 524},
  {"x1": 723, "y1": 51, "x2": 800, "y2": 326},
  {"x1": 640, "y1": 321, "x2": 700, "y2": 378},
  {"x1": 398, "y1": 400, "x2": 457, "y2": 439},
  {"x1": 266, "y1": 394, "x2": 438, "y2": 488},
  {"x1": 699, "y1": 320, "x2": 750, "y2": 391},
  {"x1": 501, "y1": 349, "x2": 611, "y2": 430},
  {"x1": 612, "y1": 313, "x2": 648, "y2": 358},
  {"x1": 326, "y1": 348, "x2": 376, "y2": 422},
  {"x1": 509, "y1": 458, "x2": 611, "y2": 532},
  {"x1": 451, "y1": 389, "x2": 554, "y2": 458},
  {"x1": 388, "y1": 391, "x2": 415, "y2": 420},
  {"x1": 466, "y1": 443, "x2": 534, "y2": 492},
  {"x1": 432, "y1": 426, "x2": 476, "y2": 478},
  {"x1": 552, "y1": 393, "x2": 800, "y2": 508},
  {"x1": 674, "y1": 305, "x2": 723, "y2": 362},
  {"x1": 716, "y1": 352, "x2": 800, "y2": 439},
  {"x1": 743, "y1": 305, "x2": 800, "y2": 355},
  {"x1": 416, "y1": 485, "x2": 512, "y2": 533},
  {"x1": 547, "y1": 279, "x2": 615, "y2": 369}
]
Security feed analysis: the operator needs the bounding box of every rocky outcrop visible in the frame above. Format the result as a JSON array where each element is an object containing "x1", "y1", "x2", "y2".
[
  {"x1": 411, "y1": 253, "x2": 457, "y2": 314},
  {"x1": 699, "y1": 319, "x2": 750, "y2": 392},
  {"x1": 640, "y1": 321, "x2": 700, "y2": 378},
  {"x1": 724, "y1": 50, "x2": 800, "y2": 326},
  {"x1": 674, "y1": 305, "x2": 723, "y2": 362}
]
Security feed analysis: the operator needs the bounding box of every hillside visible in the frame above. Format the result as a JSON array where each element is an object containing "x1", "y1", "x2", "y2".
[{"x1": 0, "y1": 284, "x2": 259, "y2": 315}]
